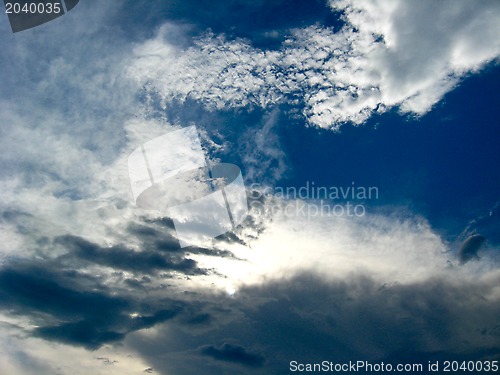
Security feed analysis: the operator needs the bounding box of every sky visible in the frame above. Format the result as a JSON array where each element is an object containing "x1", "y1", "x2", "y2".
[{"x1": 0, "y1": 0, "x2": 499, "y2": 374}]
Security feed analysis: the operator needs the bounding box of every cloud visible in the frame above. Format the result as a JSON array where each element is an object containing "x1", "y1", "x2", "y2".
[
  {"x1": 238, "y1": 109, "x2": 287, "y2": 182},
  {"x1": 119, "y1": 196, "x2": 499, "y2": 373},
  {"x1": 329, "y1": 0, "x2": 500, "y2": 113},
  {"x1": 55, "y1": 234, "x2": 205, "y2": 275},
  {"x1": 129, "y1": 0, "x2": 500, "y2": 129},
  {"x1": 0, "y1": 195, "x2": 499, "y2": 373},
  {"x1": 191, "y1": 204, "x2": 451, "y2": 290},
  {"x1": 124, "y1": 271, "x2": 500, "y2": 374},
  {"x1": 199, "y1": 343, "x2": 265, "y2": 368},
  {"x1": 35, "y1": 321, "x2": 126, "y2": 351},
  {"x1": 0, "y1": 1, "x2": 144, "y2": 266},
  {"x1": 0, "y1": 1, "x2": 498, "y2": 374},
  {"x1": 0, "y1": 257, "x2": 194, "y2": 351},
  {"x1": 0, "y1": 322, "x2": 152, "y2": 375},
  {"x1": 0, "y1": 263, "x2": 127, "y2": 320},
  {"x1": 34, "y1": 307, "x2": 183, "y2": 350},
  {"x1": 0, "y1": 262, "x2": 128, "y2": 349},
  {"x1": 118, "y1": 0, "x2": 340, "y2": 45}
]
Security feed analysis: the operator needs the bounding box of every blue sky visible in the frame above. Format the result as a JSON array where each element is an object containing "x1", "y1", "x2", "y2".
[
  {"x1": 0, "y1": 1, "x2": 499, "y2": 374},
  {"x1": 279, "y1": 64, "x2": 500, "y2": 237}
]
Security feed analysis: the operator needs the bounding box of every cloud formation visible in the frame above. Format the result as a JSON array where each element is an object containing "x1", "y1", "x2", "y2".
[
  {"x1": 129, "y1": 0, "x2": 500, "y2": 129},
  {"x1": 124, "y1": 271, "x2": 500, "y2": 374},
  {"x1": 55, "y1": 234, "x2": 205, "y2": 275},
  {"x1": 199, "y1": 343, "x2": 265, "y2": 368},
  {"x1": 0, "y1": 1, "x2": 499, "y2": 374},
  {"x1": 459, "y1": 234, "x2": 486, "y2": 264}
]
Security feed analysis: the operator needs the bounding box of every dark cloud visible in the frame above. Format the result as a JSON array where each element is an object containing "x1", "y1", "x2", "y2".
[
  {"x1": 125, "y1": 276, "x2": 152, "y2": 289},
  {"x1": 0, "y1": 259, "x2": 191, "y2": 349},
  {"x1": 34, "y1": 305, "x2": 183, "y2": 350},
  {"x1": 1, "y1": 240, "x2": 499, "y2": 371},
  {"x1": 461, "y1": 202, "x2": 500, "y2": 247},
  {"x1": 1, "y1": 211, "x2": 498, "y2": 371},
  {"x1": 116, "y1": 0, "x2": 342, "y2": 48},
  {"x1": 459, "y1": 234, "x2": 486, "y2": 263},
  {"x1": 0, "y1": 262, "x2": 127, "y2": 349},
  {"x1": 136, "y1": 218, "x2": 239, "y2": 258},
  {"x1": 55, "y1": 234, "x2": 206, "y2": 275},
  {"x1": 128, "y1": 273, "x2": 500, "y2": 374},
  {"x1": 240, "y1": 274, "x2": 499, "y2": 363},
  {"x1": 199, "y1": 343, "x2": 265, "y2": 368},
  {"x1": 184, "y1": 313, "x2": 212, "y2": 325},
  {"x1": 213, "y1": 231, "x2": 247, "y2": 246}
]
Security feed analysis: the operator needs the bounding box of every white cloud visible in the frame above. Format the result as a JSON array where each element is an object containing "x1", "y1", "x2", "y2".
[
  {"x1": 331, "y1": 0, "x2": 500, "y2": 113},
  {"x1": 129, "y1": 0, "x2": 500, "y2": 129}
]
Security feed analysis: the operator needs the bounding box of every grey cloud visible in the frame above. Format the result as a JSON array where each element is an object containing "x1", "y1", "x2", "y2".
[
  {"x1": 0, "y1": 262, "x2": 129, "y2": 349},
  {"x1": 117, "y1": 0, "x2": 340, "y2": 48},
  {"x1": 129, "y1": 0, "x2": 500, "y2": 129},
  {"x1": 127, "y1": 220, "x2": 237, "y2": 258},
  {"x1": 238, "y1": 109, "x2": 287, "y2": 182},
  {"x1": 1, "y1": 1, "x2": 498, "y2": 373},
  {"x1": 459, "y1": 234, "x2": 486, "y2": 264},
  {"x1": 0, "y1": 1, "x2": 139, "y2": 205},
  {"x1": 55, "y1": 234, "x2": 206, "y2": 275},
  {"x1": 199, "y1": 343, "x2": 265, "y2": 368},
  {"x1": 35, "y1": 321, "x2": 126, "y2": 351},
  {"x1": 35, "y1": 305, "x2": 183, "y2": 350},
  {"x1": 184, "y1": 313, "x2": 212, "y2": 325},
  {"x1": 127, "y1": 272, "x2": 500, "y2": 374},
  {"x1": 257, "y1": 275, "x2": 499, "y2": 362}
]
